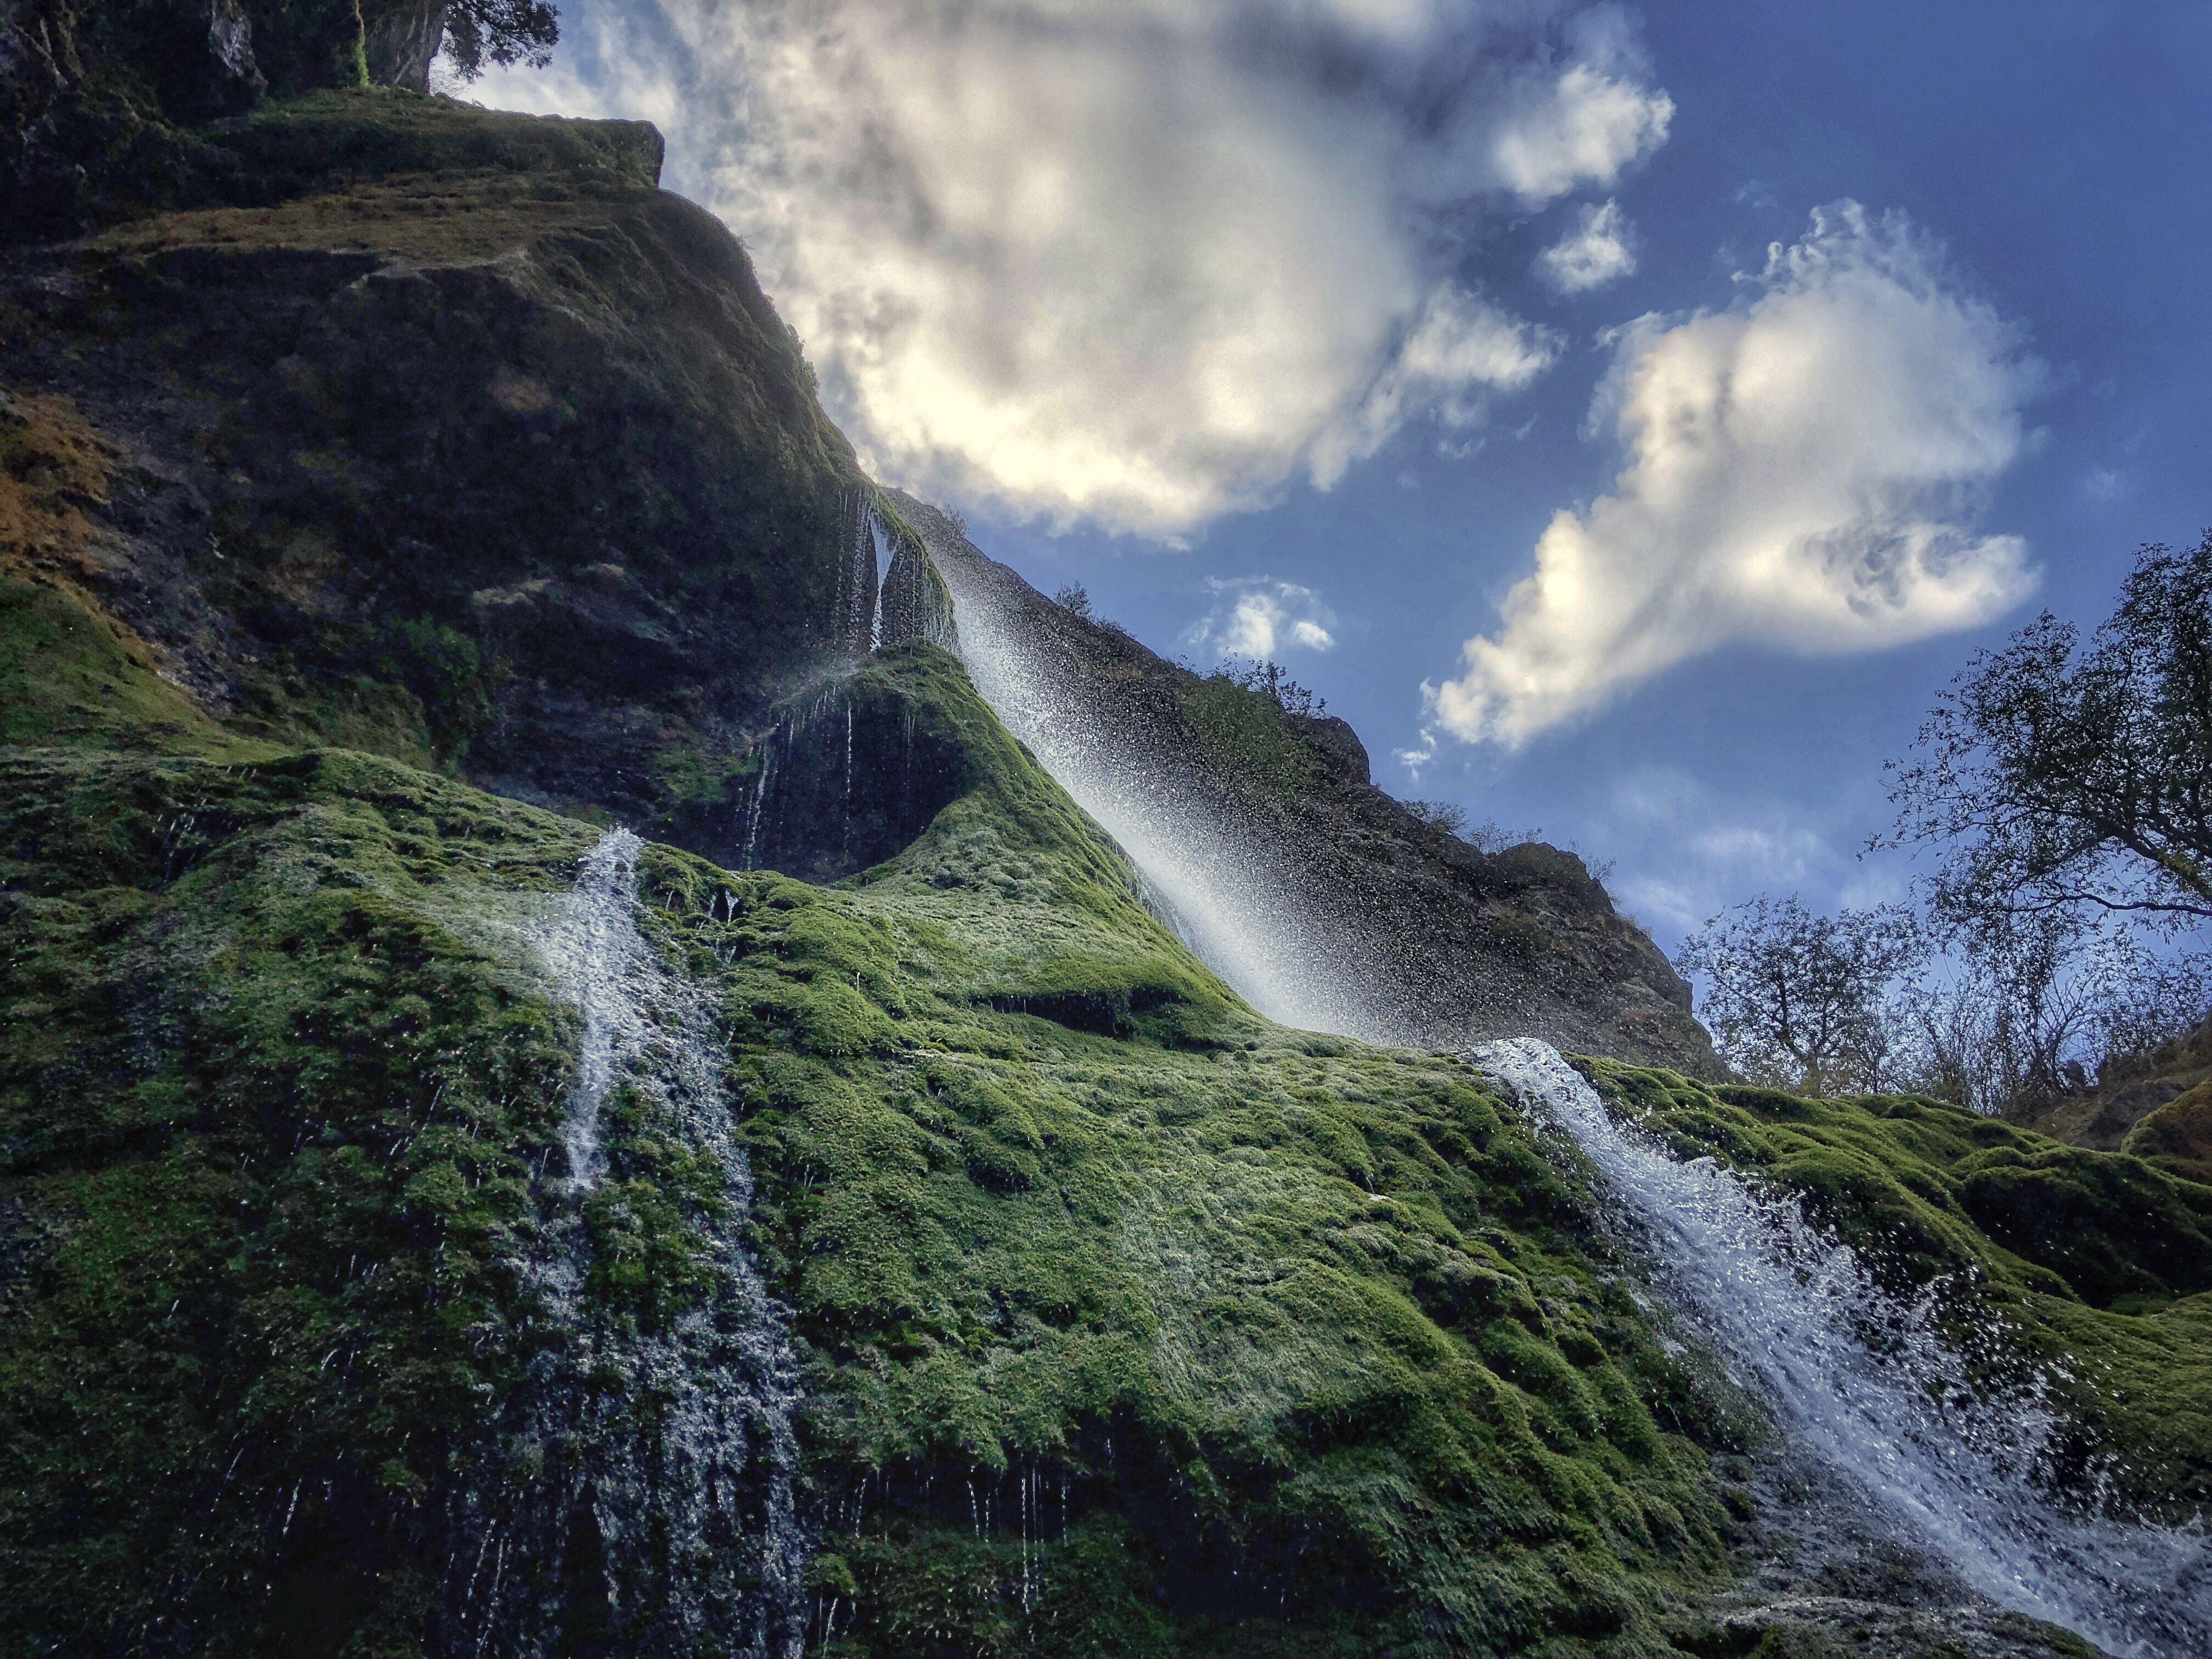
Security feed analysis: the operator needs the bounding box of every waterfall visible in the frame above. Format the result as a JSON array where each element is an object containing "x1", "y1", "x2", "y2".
[
  {"x1": 442, "y1": 829, "x2": 809, "y2": 1657},
  {"x1": 543, "y1": 829, "x2": 641, "y2": 1191},
  {"x1": 868, "y1": 517, "x2": 893, "y2": 650},
  {"x1": 916, "y1": 513, "x2": 1391, "y2": 1041},
  {"x1": 1471, "y1": 1037, "x2": 2211, "y2": 1659}
]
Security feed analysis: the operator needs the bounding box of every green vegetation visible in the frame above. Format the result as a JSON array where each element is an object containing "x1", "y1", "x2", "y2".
[
  {"x1": 212, "y1": 84, "x2": 664, "y2": 196},
  {"x1": 625, "y1": 648, "x2": 1747, "y2": 1656},
  {"x1": 0, "y1": 748, "x2": 595, "y2": 1650},
  {"x1": 1582, "y1": 1060, "x2": 2212, "y2": 1510},
  {"x1": 0, "y1": 577, "x2": 237, "y2": 754},
  {"x1": 1181, "y1": 673, "x2": 1317, "y2": 796},
  {"x1": 0, "y1": 634, "x2": 1754, "y2": 1655}
]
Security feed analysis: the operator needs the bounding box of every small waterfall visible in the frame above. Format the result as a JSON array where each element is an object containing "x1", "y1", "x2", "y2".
[
  {"x1": 740, "y1": 740, "x2": 778, "y2": 872},
  {"x1": 834, "y1": 487, "x2": 879, "y2": 657},
  {"x1": 868, "y1": 517, "x2": 893, "y2": 650},
  {"x1": 1471, "y1": 1037, "x2": 2211, "y2": 1659},
  {"x1": 544, "y1": 830, "x2": 640, "y2": 1190},
  {"x1": 442, "y1": 829, "x2": 808, "y2": 1657}
]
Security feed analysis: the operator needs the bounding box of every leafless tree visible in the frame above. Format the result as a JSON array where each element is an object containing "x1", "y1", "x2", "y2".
[{"x1": 1676, "y1": 898, "x2": 1925, "y2": 1095}]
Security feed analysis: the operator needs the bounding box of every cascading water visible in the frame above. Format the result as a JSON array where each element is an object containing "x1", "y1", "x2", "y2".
[
  {"x1": 915, "y1": 511, "x2": 1389, "y2": 1040},
  {"x1": 1471, "y1": 1037, "x2": 2211, "y2": 1659},
  {"x1": 441, "y1": 830, "x2": 808, "y2": 1657}
]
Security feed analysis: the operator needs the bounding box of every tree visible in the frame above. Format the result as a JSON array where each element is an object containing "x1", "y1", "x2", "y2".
[
  {"x1": 1675, "y1": 898, "x2": 1923, "y2": 1095},
  {"x1": 439, "y1": 0, "x2": 558, "y2": 81},
  {"x1": 1884, "y1": 534, "x2": 2212, "y2": 939},
  {"x1": 1896, "y1": 913, "x2": 2209, "y2": 1114},
  {"x1": 1220, "y1": 658, "x2": 1326, "y2": 718},
  {"x1": 1403, "y1": 799, "x2": 1469, "y2": 833}
]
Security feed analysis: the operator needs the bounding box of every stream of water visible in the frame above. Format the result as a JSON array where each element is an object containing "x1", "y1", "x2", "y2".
[
  {"x1": 1472, "y1": 1037, "x2": 2212, "y2": 1659},
  {"x1": 444, "y1": 830, "x2": 809, "y2": 1658},
  {"x1": 921, "y1": 522, "x2": 2212, "y2": 1654}
]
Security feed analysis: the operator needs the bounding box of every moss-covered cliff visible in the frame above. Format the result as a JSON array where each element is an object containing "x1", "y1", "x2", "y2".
[
  {"x1": 2, "y1": 644, "x2": 1754, "y2": 1655},
  {"x1": 3, "y1": 86, "x2": 2207, "y2": 1659}
]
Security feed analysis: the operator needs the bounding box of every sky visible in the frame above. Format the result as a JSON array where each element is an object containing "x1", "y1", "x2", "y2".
[{"x1": 471, "y1": 1, "x2": 2212, "y2": 951}]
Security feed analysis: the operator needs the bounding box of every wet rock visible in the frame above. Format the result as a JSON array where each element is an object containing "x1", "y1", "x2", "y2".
[
  {"x1": 1, "y1": 94, "x2": 872, "y2": 839},
  {"x1": 1704, "y1": 1453, "x2": 2101, "y2": 1659}
]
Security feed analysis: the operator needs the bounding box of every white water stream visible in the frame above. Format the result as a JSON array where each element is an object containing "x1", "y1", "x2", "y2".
[
  {"x1": 1472, "y1": 1038, "x2": 2211, "y2": 1659},
  {"x1": 445, "y1": 829, "x2": 809, "y2": 1657}
]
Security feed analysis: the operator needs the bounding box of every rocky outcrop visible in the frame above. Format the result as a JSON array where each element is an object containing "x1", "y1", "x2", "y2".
[
  {"x1": 0, "y1": 0, "x2": 524, "y2": 240},
  {"x1": 2010, "y1": 1013, "x2": 2212, "y2": 1187},
  {"x1": 365, "y1": 0, "x2": 448, "y2": 91},
  {"x1": 1, "y1": 92, "x2": 876, "y2": 848}
]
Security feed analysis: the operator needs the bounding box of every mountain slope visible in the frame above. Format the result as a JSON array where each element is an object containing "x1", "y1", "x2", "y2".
[
  {"x1": 1, "y1": 84, "x2": 2198, "y2": 1659},
  {"x1": 1, "y1": 89, "x2": 871, "y2": 853},
  {"x1": 902, "y1": 495, "x2": 1716, "y2": 1076}
]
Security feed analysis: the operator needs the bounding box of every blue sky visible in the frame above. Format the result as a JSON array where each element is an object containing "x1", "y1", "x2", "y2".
[{"x1": 475, "y1": 2, "x2": 2212, "y2": 950}]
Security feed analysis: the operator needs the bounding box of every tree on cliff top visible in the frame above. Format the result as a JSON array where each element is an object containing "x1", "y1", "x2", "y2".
[
  {"x1": 437, "y1": 0, "x2": 560, "y2": 80},
  {"x1": 1885, "y1": 532, "x2": 2212, "y2": 938}
]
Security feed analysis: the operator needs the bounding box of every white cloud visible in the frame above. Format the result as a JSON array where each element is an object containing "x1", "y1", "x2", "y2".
[
  {"x1": 1434, "y1": 201, "x2": 2042, "y2": 747},
  {"x1": 1187, "y1": 578, "x2": 1337, "y2": 660},
  {"x1": 474, "y1": 0, "x2": 1671, "y2": 536},
  {"x1": 1536, "y1": 198, "x2": 1637, "y2": 293},
  {"x1": 1313, "y1": 286, "x2": 1561, "y2": 483},
  {"x1": 1404, "y1": 7, "x2": 1674, "y2": 204}
]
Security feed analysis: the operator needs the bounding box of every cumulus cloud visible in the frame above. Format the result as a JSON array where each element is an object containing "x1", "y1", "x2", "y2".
[
  {"x1": 1187, "y1": 578, "x2": 1337, "y2": 660},
  {"x1": 1313, "y1": 286, "x2": 1561, "y2": 483},
  {"x1": 1536, "y1": 198, "x2": 1637, "y2": 293},
  {"x1": 1433, "y1": 201, "x2": 2042, "y2": 747},
  {"x1": 475, "y1": 0, "x2": 1672, "y2": 535}
]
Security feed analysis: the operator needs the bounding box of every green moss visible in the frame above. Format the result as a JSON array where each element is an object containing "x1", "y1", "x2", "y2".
[
  {"x1": 0, "y1": 747, "x2": 602, "y2": 1650},
  {"x1": 1582, "y1": 1059, "x2": 2212, "y2": 1510},
  {"x1": 617, "y1": 707, "x2": 1742, "y2": 1655},
  {"x1": 0, "y1": 577, "x2": 242, "y2": 754},
  {"x1": 222, "y1": 87, "x2": 667, "y2": 193},
  {"x1": 0, "y1": 725, "x2": 1758, "y2": 1655},
  {"x1": 214, "y1": 614, "x2": 503, "y2": 771},
  {"x1": 1181, "y1": 674, "x2": 1317, "y2": 796}
]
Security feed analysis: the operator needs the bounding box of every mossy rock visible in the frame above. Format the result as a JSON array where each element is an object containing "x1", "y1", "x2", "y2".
[
  {"x1": 2124, "y1": 1080, "x2": 2212, "y2": 1186},
  {"x1": 1180, "y1": 673, "x2": 1317, "y2": 796},
  {"x1": 1, "y1": 699, "x2": 1749, "y2": 1652}
]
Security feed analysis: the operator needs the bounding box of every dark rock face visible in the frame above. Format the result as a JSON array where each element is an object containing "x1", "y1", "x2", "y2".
[
  {"x1": 1, "y1": 94, "x2": 878, "y2": 844},
  {"x1": 670, "y1": 648, "x2": 981, "y2": 884},
  {"x1": 905, "y1": 494, "x2": 1719, "y2": 1074},
  {"x1": 1, "y1": 0, "x2": 570, "y2": 239}
]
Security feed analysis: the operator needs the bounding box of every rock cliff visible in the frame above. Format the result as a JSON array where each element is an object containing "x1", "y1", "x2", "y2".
[
  {"x1": 2, "y1": 81, "x2": 2204, "y2": 1659},
  {"x1": 0, "y1": 93, "x2": 891, "y2": 860}
]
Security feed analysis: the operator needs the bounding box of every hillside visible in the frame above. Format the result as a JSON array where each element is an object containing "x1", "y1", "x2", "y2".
[
  {"x1": 902, "y1": 495, "x2": 1717, "y2": 1076},
  {"x1": 2, "y1": 78, "x2": 2208, "y2": 1659}
]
